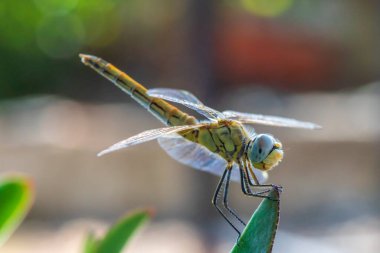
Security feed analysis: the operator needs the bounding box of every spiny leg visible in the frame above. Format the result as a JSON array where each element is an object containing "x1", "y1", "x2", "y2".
[
  {"x1": 212, "y1": 168, "x2": 240, "y2": 235},
  {"x1": 246, "y1": 158, "x2": 282, "y2": 193},
  {"x1": 223, "y1": 168, "x2": 246, "y2": 226},
  {"x1": 212, "y1": 165, "x2": 244, "y2": 236},
  {"x1": 239, "y1": 163, "x2": 264, "y2": 197},
  {"x1": 240, "y1": 166, "x2": 272, "y2": 199},
  {"x1": 243, "y1": 157, "x2": 281, "y2": 189},
  {"x1": 243, "y1": 160, "x2": 272, "y2": 195},
  {"x1": 244, "y1": 158, "x2": 260, "y2": 186},
  {"x1": 239, "y1": 161, "x2": 280, "y2": 200}
]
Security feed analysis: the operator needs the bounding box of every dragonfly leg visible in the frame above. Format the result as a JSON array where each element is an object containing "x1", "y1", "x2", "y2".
[
  {"x1": 245, "y1": 159, "x2": 283, "y2": 193},
  {"x1": 245, "y1": 164, "x2": 283, "y2": 195},
  {"x1": 244, "y1": 159, "x2": 259, "y2": 186},
  {"x1": 239, "y1": 162, "x2": 281, "y2": 201},
  {"x1": 212, "y1": 165, "x2": 245, "y2": 236},
  {"x1": 224, "y1": 168, "x2": 246, "y2": 226},
  {"x1": 240, "y1": 165, "x2": 262, "y2": 196}
]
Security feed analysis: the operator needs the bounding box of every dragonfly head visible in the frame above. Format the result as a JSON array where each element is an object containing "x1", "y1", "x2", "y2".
[{"x1": 247, "y1": 134, "x2": 283, "y2": 171}]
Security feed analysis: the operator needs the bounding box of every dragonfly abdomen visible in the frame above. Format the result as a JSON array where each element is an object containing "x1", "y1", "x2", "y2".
[{"x1": 80, "y1": 54, "x2": 197, "y2": 126}]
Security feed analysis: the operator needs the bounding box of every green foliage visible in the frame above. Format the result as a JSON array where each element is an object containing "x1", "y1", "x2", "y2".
[
  {"x1": 240, "y1": 0, "x2": 294, "y2": 17},
  {"x1": 0, "y1": 175, "x2": 34, "y2": 246},
  {"x1": 231, "y1": 188, "x2": 281, "y2": 253},
  {"x1": 0, "y1": 0, "x2": 123, "y2": 99},
  {"x1": 83, "y1": 209, "x2": 152, "y2": 253}
]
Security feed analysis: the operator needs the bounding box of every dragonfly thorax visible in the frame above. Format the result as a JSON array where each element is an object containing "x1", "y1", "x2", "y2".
[{"x1": 247, "y1": 134, "x2": 283, "y2": 171}]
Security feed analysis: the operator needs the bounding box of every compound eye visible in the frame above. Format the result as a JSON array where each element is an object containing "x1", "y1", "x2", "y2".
[{"x1": 249, "y1": 134, "x2": 274, "y2": 162}]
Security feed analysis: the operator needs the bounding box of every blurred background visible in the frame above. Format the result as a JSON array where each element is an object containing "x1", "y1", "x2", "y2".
[{"x1": 1, "y1": 0, "x2": 380, "y2": 252}]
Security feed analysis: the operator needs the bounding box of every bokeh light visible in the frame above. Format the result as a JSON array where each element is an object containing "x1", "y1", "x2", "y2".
[
  {"x1": 33, "y1": 0, "x2": 79, "y2": 16},
  {"x1": 75, "y1": 0, "x2": 121, "y2": 48},
  {"x1": 240, "y1": 0, "x2": 294, "y2": 17},
  {"x1": 0, "y1": 0, "x2": 40, "y2": 52},
  {"x1": 35, "y1": 15, "x2": 85, "y2": 58}
]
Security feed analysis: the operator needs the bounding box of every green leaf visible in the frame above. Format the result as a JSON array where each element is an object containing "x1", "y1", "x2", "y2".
[
  {"x1": 83, "y1": 231, "x2": 100, "y2": 253},
  {"x1": 85, "y1": 209, "x2": 152, "y2": 253},
  {"x1": 231, "y1": 187, "x2": 281, "y2": 253},
  {"x1": 0, "y1": 175, "x2": 34, "y2": 246}
]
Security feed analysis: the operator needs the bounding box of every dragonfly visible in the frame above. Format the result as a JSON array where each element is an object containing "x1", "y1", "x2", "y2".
[{"x1": 79, "y1": 54, "x2": 320, "y2": 236}]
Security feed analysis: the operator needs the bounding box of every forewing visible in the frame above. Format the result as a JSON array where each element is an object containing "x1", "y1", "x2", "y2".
[
  {"x1": 158, "y1": 135, "x2": 267, "y2": 184},
  {"x1": 148, "y1": 88, "x2": 203, "y2": 104},
  {"x1": 148, "y1": 88, "x2": 224, "y2": 120},
  {"x1": 223, "y1": 110, "x2": 321, "y2": 130},
  {"x1": 98, "y1": 123, "x2": 206, "y2": 156}
]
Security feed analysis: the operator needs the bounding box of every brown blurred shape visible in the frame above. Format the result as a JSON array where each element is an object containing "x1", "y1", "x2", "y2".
[{"x1": 214, "y1": 14, "x2": 343, "y2": 91}]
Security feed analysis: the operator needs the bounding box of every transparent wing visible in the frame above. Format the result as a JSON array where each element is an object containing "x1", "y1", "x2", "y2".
[
  {"x1": 148, "y1": 88, "x2": 225, "y2": 120},
  {"x1": 223, "y1": 110, "x2": 321, "y2": 130},
  {"x1": 148, "y1": 88, "x2": 203, "y2": 104},
  {"x1": 242, "y1": 124, "x2": 256, "y2": 139},
  {"x1": 98, "y1": 123, "x2": 207, "y2": 156},
  {"x1": 158, "y1": 135, "x2": 267, "y2": 184}
]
